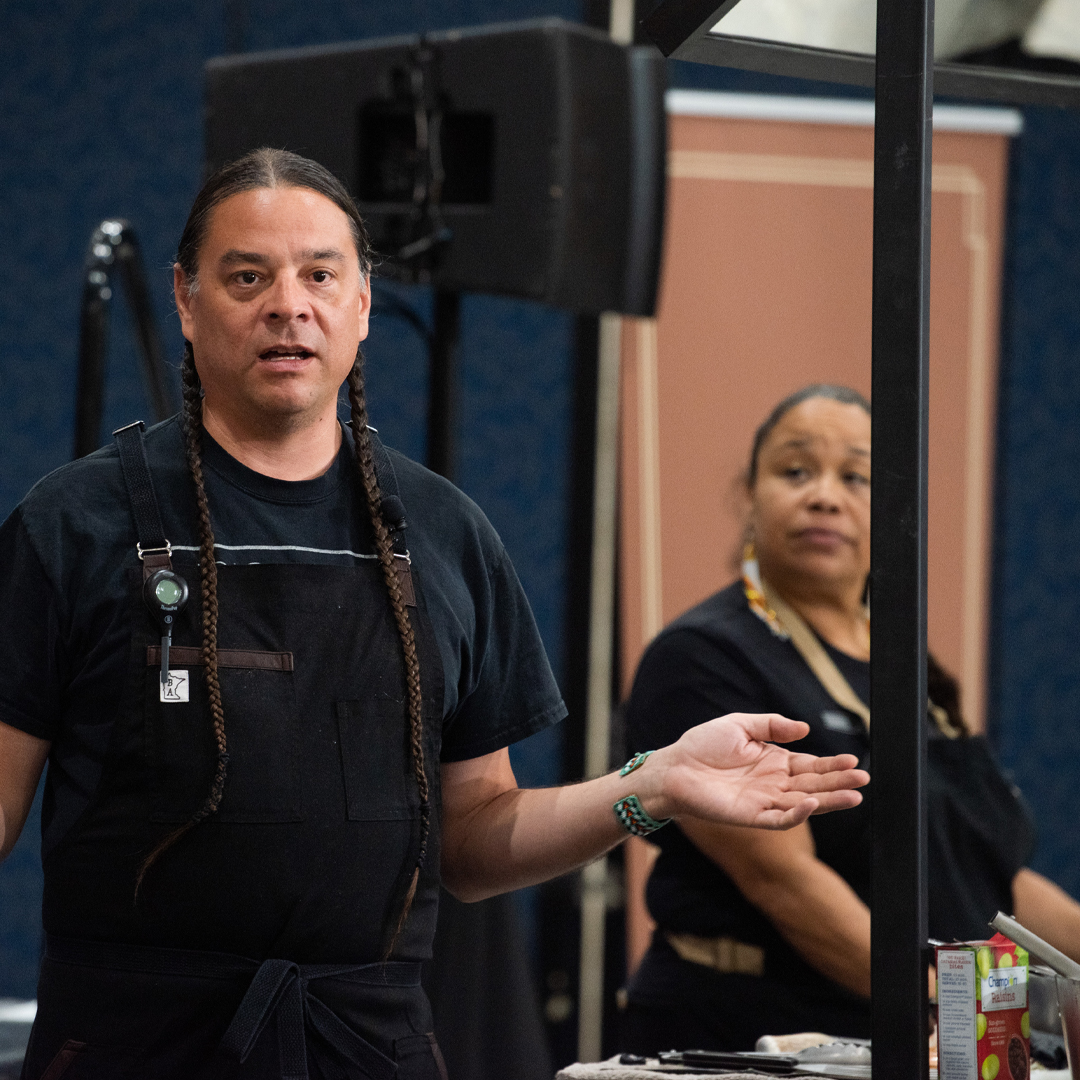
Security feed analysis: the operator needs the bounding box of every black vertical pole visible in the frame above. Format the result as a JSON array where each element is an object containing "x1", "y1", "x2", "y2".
[
  {"x1": 427, "y1": 289, "x2": 462, "y2": 481},
  {"x1": 870, "y1": 0, "x2": 934, "y2": 1070}
]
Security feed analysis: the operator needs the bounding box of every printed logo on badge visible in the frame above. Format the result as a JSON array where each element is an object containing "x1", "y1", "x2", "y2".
[
  {"x1": 160, "y1": 670, "x2": 190, "y2": 703},
  {"x1": 821, "y1": 709, "x2": 857, "y2": 733}
]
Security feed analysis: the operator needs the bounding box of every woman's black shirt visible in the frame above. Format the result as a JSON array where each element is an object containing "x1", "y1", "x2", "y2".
[{"x1": 625, "y1": 580, "x2": 1035, "y2": 1010}]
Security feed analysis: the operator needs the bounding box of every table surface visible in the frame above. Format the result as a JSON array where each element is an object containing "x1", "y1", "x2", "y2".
[{"x1": 556, "y1": 1060, "x2": 1072, "y2": 1079}]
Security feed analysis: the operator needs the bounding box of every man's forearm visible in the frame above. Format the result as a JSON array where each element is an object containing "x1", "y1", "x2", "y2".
[
  {"x1": 440, "y1": 767, "x2": 642, "y2": 901},
  {"x1": 439, "y1": 714, "x2": 868, "y2": 902},
  {"x1": 443, "y1": 768, "x2": 874, "y2": 995}
]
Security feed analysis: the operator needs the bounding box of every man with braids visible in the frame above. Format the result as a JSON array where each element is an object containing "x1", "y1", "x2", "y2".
[{"x1": 0, "y1": 149, "x2": 868, "y2": 1080}]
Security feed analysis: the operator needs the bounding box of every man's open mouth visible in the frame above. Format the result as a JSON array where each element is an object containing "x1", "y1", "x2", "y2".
[{"x1": 259, "y1": 347, "x2": 315, "y2": 361}]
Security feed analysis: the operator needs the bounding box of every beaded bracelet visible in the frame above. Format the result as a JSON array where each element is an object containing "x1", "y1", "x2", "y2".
[
  {"x1": 612, "y1": 752, "x2": 672, "y2": 836},
  {"x1": 619, "y1": 750, "x2": 654, "y2": 776}
]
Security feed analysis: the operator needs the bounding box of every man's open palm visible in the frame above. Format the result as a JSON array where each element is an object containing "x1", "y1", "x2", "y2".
[{"x1": 662, "y1": 713, "x2": 869, "y2": 830}]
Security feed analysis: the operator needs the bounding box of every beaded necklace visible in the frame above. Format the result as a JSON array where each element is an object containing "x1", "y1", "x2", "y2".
[
  {"x1": 741, "y1": 547, "x2": 790, "y2": 641},
  {"x1": 741, "y1": 544, "x2": 869, "y2": 649}
]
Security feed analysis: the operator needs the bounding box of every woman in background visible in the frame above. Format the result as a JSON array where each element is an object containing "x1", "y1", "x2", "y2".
[{"x1": 621, "y1": 384, "x2": 1080, "y2": 1053}]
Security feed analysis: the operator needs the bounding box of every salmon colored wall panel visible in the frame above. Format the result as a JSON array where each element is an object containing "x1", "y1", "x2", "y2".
[{"x1": 620, "y1": 113, "x2": 1010, "y2": 732}]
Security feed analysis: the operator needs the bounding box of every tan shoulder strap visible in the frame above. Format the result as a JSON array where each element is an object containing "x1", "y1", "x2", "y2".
[{"x1": 759, "y1": 579, "x2": 871, "y2": 731}]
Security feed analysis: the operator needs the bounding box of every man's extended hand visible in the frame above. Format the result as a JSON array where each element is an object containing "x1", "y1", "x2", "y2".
[
  {"x1": 440, "y1": 713, "x2": 869, "y2": 901},
  {"x1": 637, "y1": 714, "x2": 869, "y2": 830}
]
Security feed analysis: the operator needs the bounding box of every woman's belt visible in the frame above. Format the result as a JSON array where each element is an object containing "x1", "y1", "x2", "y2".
[
  {"x1": 664, "y1": 931, "x2": 765, "y2": 976},
  {"x1": 45, "y1": 934, "x2": 420, "y2": 1079}
]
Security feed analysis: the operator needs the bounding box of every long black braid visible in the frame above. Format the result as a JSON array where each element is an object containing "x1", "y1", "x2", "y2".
[{"x1": 347, "y1": 353, "x2": 430, "y2": 956}]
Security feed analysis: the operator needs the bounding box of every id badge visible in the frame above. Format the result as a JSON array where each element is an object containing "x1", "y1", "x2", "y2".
[{"x1": 160, "y1": 670, "x2": 190, "y2": 703}]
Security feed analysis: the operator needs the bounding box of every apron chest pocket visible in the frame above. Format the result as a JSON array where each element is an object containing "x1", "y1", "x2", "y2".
[
  {"x1": 146, "y1": 647, "x2": 301, "y2": 823},
  {"x1": 337, "y1": 699, "x2": 420, "y2": 821}
]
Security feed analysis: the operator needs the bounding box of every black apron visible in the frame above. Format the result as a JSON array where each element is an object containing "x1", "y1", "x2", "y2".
[
  {"x1": 926, "y1": 729, "x2": 1037, "y2": 943},
  {"x1": 23, "y1": 425, "x2": 449, "y2": 1080}
]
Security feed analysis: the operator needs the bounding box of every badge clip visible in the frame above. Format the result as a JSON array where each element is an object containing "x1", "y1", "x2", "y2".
[{"x1": 143, "y1": 568, "x2": 189, "y2": 686}]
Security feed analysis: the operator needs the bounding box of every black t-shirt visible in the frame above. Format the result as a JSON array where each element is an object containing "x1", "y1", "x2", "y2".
[
  {"x1": 626, "y1": 581, "x2": 872, "y2": 999},
  {"x1": 626, "y1": 580, "x2": 1035, "y2": 1000},
  {"x1": 0, "y1": 416, "x2": 567, "y2": 857}
]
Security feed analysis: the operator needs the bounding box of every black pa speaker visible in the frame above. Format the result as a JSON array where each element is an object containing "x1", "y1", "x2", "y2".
[{"x1": 204, "y1": 18, "x2": 667, "y2": 316}]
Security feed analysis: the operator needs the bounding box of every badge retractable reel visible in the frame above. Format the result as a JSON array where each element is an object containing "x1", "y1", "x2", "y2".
[
  {"x1": 113, "y1": 421, "x2": 191, "y2": 688},
  {"x1": 144, "y1": 568, "x2": 189, "y2": 685}
]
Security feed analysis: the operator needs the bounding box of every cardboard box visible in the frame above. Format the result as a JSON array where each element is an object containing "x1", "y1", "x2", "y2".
[{"x1": 937, "y1": 934, "x2": 1030, "y2": 1080}]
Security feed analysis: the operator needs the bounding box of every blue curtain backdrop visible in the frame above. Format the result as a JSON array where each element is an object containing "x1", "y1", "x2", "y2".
[
  {"x1": 3, "y1": 0, "x2": 1080, "y2": 999},
  {"x1": 990, "y1": 104, "x2": 1080, "y2": 901}
]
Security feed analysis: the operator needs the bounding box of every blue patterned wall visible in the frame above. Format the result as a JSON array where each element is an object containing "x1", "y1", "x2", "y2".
[{"x1": 990, "y1": 104, "x2": 1080, "y2": 900}]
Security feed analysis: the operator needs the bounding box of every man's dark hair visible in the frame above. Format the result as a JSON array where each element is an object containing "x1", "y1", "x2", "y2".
[
  {"x1": 143, "y1": 149, "x2": 427, "y2": 956},
  {"x1": 747, "y1": 383, "x2": 871, "y2": 487},
  {"x1": 175, "y1": 147, "x2": 373, "y2": 287}
]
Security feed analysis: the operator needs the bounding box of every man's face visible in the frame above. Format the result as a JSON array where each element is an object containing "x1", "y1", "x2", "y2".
[{"x1": 174, "y1": 185, "x2": 370, "y2": 431}]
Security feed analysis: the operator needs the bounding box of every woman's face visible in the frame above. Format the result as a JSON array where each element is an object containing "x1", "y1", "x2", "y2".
[{"x1": 748, "y1": 397, "x2": 871, "y2": 594}]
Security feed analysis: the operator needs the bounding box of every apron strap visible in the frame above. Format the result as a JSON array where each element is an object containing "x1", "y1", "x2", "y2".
[
  {"x1": 756, "y1": 576, "x2": 959, "y2": 739},
  {"x1": 365, "y1": 426, "x2": 416, "y2": 608},
  {"x1": 113, "y1": 420, "x2": 173, "y2": 579},
  {"x1": 366, "y1": 426, "x2": 407, "y2": 534},
  {"x1": 757, "y1": 577, "x2": 872, "y2": 731}
]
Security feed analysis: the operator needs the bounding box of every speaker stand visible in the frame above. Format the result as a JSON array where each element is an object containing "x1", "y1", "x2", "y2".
[{"x1": 427, "y1": 289, "x2": 461, "y2": 482}]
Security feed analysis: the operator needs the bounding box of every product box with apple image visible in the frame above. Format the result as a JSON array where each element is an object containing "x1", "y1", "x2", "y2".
[{"x1": 937, "y1": 933, "x2": 1030, "y2": 1080}]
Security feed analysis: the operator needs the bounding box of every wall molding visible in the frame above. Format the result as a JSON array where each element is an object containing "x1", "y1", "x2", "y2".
[{"x1": 666, "y1": 89, "x2": 1024, "y2": 135}]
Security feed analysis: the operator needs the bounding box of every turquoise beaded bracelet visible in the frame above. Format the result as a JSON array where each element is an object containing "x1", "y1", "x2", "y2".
[
  {"x1": 613, "y1": 752, "x2": 672, "y2": 836},
  {"x1": 619, "y1": 750, "x2": 654, "y2": 777}
]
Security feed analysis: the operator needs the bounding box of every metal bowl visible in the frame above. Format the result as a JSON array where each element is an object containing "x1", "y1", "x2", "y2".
[{"x1": 1030, "y1": 965, "x2": 1063, "y2": 1035}]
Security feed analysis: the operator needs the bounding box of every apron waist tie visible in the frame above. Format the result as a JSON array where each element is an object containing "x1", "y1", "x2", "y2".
[
  {"x1": 222, "y1": 957, "x2": 400, "y2": 1080},
  {"x1": 45, "y1": 935, "x2": 418, "y2": 1080}
]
